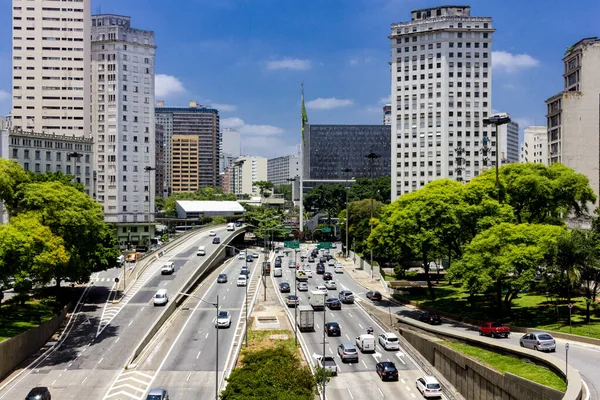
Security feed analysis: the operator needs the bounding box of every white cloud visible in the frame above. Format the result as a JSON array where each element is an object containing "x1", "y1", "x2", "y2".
[
  {"x1": 306, "y1": 97, "x2": 354, "y2": 110},
  {"x1": 492, "y1": 51, "x2": 540, "y2": 73},
  {"x1": 379, "y1": 96, "x2": 391, "y2": 104},
  {"x1": 514, "y1": 117, "x2": 536, "y2": 129},
  {"x1": 0, "y1": 90, "x2": 9, "y2": 100},
  {"x1": 266, "y1": 58, "x2": 311, "y2": 71},
  {"x1": 349, "y1": 56, "x2": 374, "y2": 66},
  {"x1": 155, "y1": 74, "x2": 186, "y2": 98},
  {"x1": 241, "y1": 136, "x2": 299, "y2": 158},
  {"x1": 211, "y1": 103, "x2": 237, "y2": 112},
  {"x1": 221, "y1": 117, "x2": 283, "y2": 136}
]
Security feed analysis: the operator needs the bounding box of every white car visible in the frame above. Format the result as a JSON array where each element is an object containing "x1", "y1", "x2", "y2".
[
  {"x1": 252, "y1": 253, "x2": 259, "y2": 258},
  {"x1": 378, "y1": 332, "x2": 400, "y2": 350},
  {"x1": 315, "y1": 285, "x2": 327, "y2": 293},
  {"x1": 304, "y1": 267, "x2": 313, "y2": 277},
  {"x1": 334, "y1": 265, "x2": 344, "y2": 273},
  {"x1": 324, "y1": 281, "x2": 337, "y2": 290},
  {"x1": 161, "y1": 262, "x2": 175, "y2": 275},
  {"x1": 209, "y1": 230, "x2": 217, "y2": 236},
  {"x1": 153, "y1": 289, "x2": 168, "y2": 306},
  {"x1": 416, "y1": 376, "x2": 442, "y2": 398},
  {"x1": 237, "y1": 275, "x2": 247, "y2": 286},
  {"x1": 327, "y1": 259, "x2": 336, "y2": 266},
  {"x1": 216, "y1": 310, "x2": 232, "y2": 328},
  {"x1": 238, "y1": 252, "x2": 246, "y2": 259}
]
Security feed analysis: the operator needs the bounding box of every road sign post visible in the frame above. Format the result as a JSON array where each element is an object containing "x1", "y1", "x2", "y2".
[
  {"x1": 284, "y1": 241, "x2": 300, "y2": 249},
  {"x1": 321, "y1": 227, "x2": 332, "y2": 233},
  {"x1": 568, "y1": 303, "x2": 573, "y2": 334},
  {"x1": 565, "y1": 342, "x2": 570, "y2": 382}
]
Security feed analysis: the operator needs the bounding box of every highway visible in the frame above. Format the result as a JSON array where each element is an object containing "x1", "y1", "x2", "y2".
[
  {"x1": 0, "y1": 226, "x2": 241, "y2": 400},
  {"x1": 271, "y1": 246, "x2": 442, "y2": 400}
]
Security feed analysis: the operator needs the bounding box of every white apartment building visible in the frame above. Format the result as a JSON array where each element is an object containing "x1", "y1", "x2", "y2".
[
  {"x1": 0, "y1": 127, "x2": 8, "y2": 224},
  {"x1": 233, "y1": 156, "x2": 267, "y2": 196},
  {"x1": 267, "y1": 155, "x2": 300, "y2": 187},
  {"x1": 546, "y1": 37, "x2": 600, "y2": 201},
  {"x1": 498, "y1": 119, "x2": 519, "y2": 163},
  {"x1": 520, "y1": 126, "x2": 547, "y2": 164},
  {"x1": 390, "y1": 6, "x2": 494, "y2": 200},
  {"x1": 11, "y1": 0, "x2": 90, "y2": 137},
  {"x1": 90, "y1": 14, "x2": 156, "y2": 247}
]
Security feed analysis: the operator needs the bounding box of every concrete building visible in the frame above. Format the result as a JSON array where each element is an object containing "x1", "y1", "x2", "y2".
[
  {"x1": 11, "y1": 0, "x2": 90, "y2": 137},
  {"x1": 219, "y1": 128, "x2": 240, "y2": 173},
  {"x1": 8, "y1": 128, "x2": 93, "y2": 195},
  {"x1": 171, "y1": 134, "x2": 200, "y2": 192},
  {"x1": 232, "y1": 156, "x2": 267, "y2": 197},
  {"x1": 390, "y1": 6, "x2": 494, "y2": 200},
  {"x1": 155, "y1": 101, "x2": 220, "y2": 194},
  {"x1": 155, "y1": 123, "x2": 165, "y2": 198},
  {"x1": 546, "y1": 37, "x2": 600, "y2": 200},
  {"x1": 0, "y1": 127, "x2": 9, "y2": 223},
  {"x1": 497, "y1": 119, "x2": 519, "y2": 163},
  {"x1": 383, "y1": 104, "x2": 392, "y2": 125},
  {"x1": 520, "y1": 126, "x2": 547, "y2": 164},
  {"x1": 267, "y1": 155, "x2": 300, "y2": 187},
  {"x1": 90, "y1": 14, "x2": 156, "y2": 246},
  {"x1": 302, "y1": 124, "x2": 390, "y2": 181}
]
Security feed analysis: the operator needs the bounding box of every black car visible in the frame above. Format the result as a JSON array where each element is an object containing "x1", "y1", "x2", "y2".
[
  {"x1": 235, "y1": 221, "x2": 243, "y2": 227},
  {"x1": 366, "y1": 290, "x2": 382, "y2": 301},
  {"x1": 326, "y1": 297, "x2": 341, "y2": 310},
  {"x1": 279, "y1": 282, "x2": 291, "y2": 293},
  {"x1": 418, "y1": 312, "x2": 442, "y2": 325},
  {"x1": 325, "y1": 322, "x2": 341, "y2": 336},
  {"x1": 25, "y1": 387, "x2": 51, "y2": 400},
  {"x1": 246, "y1": 255, "x2": 253, "y2": 262},
  {"x1": 326, "y1": 254, "x2": 334, "y2": 261},
  {"x1": 217, "y1": 273, "x2": 228, "y2": 283},
  {"x1": 319, "y1": 257, "x2": 327, "y2": 263},
  {"x1": 316, "y1": 264, "x2": 325, "y2": 274},
  {"x1": 213, "y1": 237, "x2": 221, "y2": 244},
  {"x1": 308, "y1": 257, "x2": 315, "y2": 263},
  {"x1": 274, "y1": 259, "x2": 282, "y2": 268},
  {"x1": 240, "y1": 269, "x2": 250, "y2": 276},
  {"x1": 323, "y1": 272, "x2": 333, "y2": 281},
  {"x1": 376, "y1": 361, "x2": 399, "y2": 381}
]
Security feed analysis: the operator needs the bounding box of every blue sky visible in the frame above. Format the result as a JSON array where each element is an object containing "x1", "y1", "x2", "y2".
[{"x1": 2, "y1": 0, "x2": 600, "y2": 157}]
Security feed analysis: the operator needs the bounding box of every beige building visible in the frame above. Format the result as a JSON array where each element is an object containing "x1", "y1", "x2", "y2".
[
  {"x1": 11, "y1": 0, "x2": 91, "y2": 137},
  {"x1": 546, "y1": 37, "x2": 600, "y2": 199},
  {"x1": 519, "y1": 126, "x2": 547, "y2": 164},
  {"x1": 232, "y1": 156, "x2": 267, "y2": 196},
  {"x1": 171, "y1": 135, "x2": 199, "y2": 193}
]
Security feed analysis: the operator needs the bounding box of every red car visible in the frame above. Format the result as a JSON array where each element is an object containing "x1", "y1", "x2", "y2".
[{"x1": 479, "y1": 322, "x2": 510, "y2": 338}]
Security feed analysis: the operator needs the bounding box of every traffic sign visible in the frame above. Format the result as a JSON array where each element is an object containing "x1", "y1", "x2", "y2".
[
  {"x1": 321, "y1": 227, "x2": 332, "y2": 233},
  {"x1": 283, "y1": 227, "x2": 292, "y2": 231},
  {"x1": 284, "y1": 241, "x2": 300, "y2": 249},
  {"x1": 317, "y1": 242, "x2": 332, "y2": 249}
]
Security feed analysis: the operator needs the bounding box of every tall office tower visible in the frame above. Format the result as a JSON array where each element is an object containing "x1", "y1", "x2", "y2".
[
  {"x1": 219, "y1": 128, "x2": 240, "y2": 173},
  {"x1": 390, "y1": 6, "x2": 494, "y2": 200},
  {"x1": 267, "y1": 155, "x2": 300, "y2": 186},
  {"x1": 497, "y1": 119, "x2": 519, "y2": 163},
  {"x1": 520, "y1": 126, "x2": 547, "y2": 164},
  {"x1": 91, "y1": 14, "x2": 156, "y2": 247},
  {"x1": 383, "y1": 104, "x2": 392, "y2": 125},
  {"x1": 546, "y1": 38, "x2": 600, "y2": 201},
  {"x1": 156, "y1": 101, "x2": 220, "y2": 194},
  {"x1": 11, "y1": 0, "x2": 90, "y2": 136}
]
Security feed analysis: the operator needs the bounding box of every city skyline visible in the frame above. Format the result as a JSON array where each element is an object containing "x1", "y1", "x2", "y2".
[{"x1": 1, "y1": 0, "x2": 600, "y2": 159}]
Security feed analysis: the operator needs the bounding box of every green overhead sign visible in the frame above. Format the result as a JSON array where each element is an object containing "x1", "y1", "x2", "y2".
[
  {"x1": 321, "y1": 227, "x2": 332, "y2": 233},
  {"x1": 317, "y1": 242, "x2": 332, "y2": 249},
  {"x1": 284, "y1": 241, "x2": 300, "y2": 249}
]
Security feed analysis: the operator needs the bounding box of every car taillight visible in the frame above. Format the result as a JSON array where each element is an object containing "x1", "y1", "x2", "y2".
[
  {"x1": 343, "y1": 351, "x2": 348, "y2": 355},
  {"x1": 382, "y1": 371, "x2": 386, "y2": 375},
  {"x1": 537, "y1": 340, "x2": 541, "y2": 345},
  {"x1": 425, "y1": 389, "x2": 430, "y2": 392}
]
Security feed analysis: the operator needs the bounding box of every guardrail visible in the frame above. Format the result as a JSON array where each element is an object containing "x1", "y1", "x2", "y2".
[{"x1": 127, "y1": 228, "x2": 246, "y2": 366}]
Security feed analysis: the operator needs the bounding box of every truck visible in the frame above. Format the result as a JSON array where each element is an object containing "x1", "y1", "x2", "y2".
[
  {"x1": 479, "y1": 322, "x2": 510, "y2": 338},
  {"x1": 297, "y1": 305, "x2": 314, "y2": 332},
  {"x1": 355, "y1": 334, "x2": 376, "y2": 353},
  {"x1": 309, "y1": 290, "x2": 326, "y2": 311}
]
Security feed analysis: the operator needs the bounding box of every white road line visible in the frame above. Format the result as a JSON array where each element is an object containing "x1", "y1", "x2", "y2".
[
  {"x1": 328, "y1": 348, "x2": 333, "y2": 354},
  {"x1": 362, "y1": 360, "x2": 368, "y2": 368},
  {"x1": 115, "y1": 337, "x2": 120, "y2": 343},
  {"x1": 68, "y1": 363, "x2": 72, "y2": 367},
  {"x1": 81, "y1": 377, "x2": 88, "y2": 385},
  {"x1": 405, "y1": 385, "x2": 411, "y2": 391},
  {"x1": 411, "y1": 393, "x2": 416, "y2": 398},
  {"x1": 345, "y1": 334, "x2": 351, "y2": 340},
  {"x1": 358, "y1": 323, "x2": 364, "y2": 330},
  {"x1": 128, "y1": 320, "x2": 133, "y2": 326},
  {"x1": 347, "y1": 388, "x2": 355, "y2": 399},
  {"x1": 140, "y1": 307, "x2": 145, "y2": 312},
  {"x1": 205, "y1": 332, "x2": 210, "y2": 339},
  {"x1": 186, "y1": 372, "x2": 192, "y2": 382},
  {"x1": 377, "y1": 387, "x2": 384, "y2": 397},
  {"x1": 97, "y1": 357, "x2": 104, "y2": 365},
  {"x1": 196, "y1": 351, "x2": 201, "y2": 360},
  {"x1": 51, "y1": 380, "x2": 56, "y2": 385},
  {"x1": 401, "y1": 378, "x2": 407, "y2": 383}
]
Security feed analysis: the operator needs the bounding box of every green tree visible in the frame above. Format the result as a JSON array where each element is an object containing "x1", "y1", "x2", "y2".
[
  {"x1": 254, "y1": 180, "x2": 274, "y2": 197},
  {"x1": 339, "y1": 198, "x2": 384, "y2": 255},
  {"x1": 453, "y1": 223, "x2": 564, "y2": 315},
  {"x1": 27, "y1": 170, "x2": 85, "y2": 193},
  {"x1": 348, "y1": 177, "x2": 391, "y2": 203},
  {"x1": 274, "y1": 184, "x2": 292, "y2": 202},
  {"x1": 0, "y1": 159, "x2": 31, "y2": 216},
  {"x1": 304, "y1": 184, "x2": 346, "y2": 223}
]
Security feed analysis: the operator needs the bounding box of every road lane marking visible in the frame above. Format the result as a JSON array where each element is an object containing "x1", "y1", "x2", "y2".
[
  {"x1": 186, "y1": 372, "x2": 192, "y2": 382},
  {"x1": 347, "y1": 389, "x2": 354, "y2": 399},
  {"x1": 51, "y1": 380, "x2": 56, "y2": 385},
  {"x1": 128, "y1": 320, "x2": 133, "y2": 326},
  {"x1": 81, "y1": 377, "x2": 88, "y2": 384},
  {"x1": 345, "y1": 334, "x2": 351, "y2": 340},
  {"x1": 115, "y1": 337, "x2": 120, "y2": 343},
  {"x1": 410, "y1": 393, "x2": 416, "y2": 398},
  {"x1": 205, "y1": 332, "x2": 210, "y2": 339},
  {"x1": 358, "y1": 323, "x2": 364, "y2": 330},
  {"x1": 68, "y1": 363, "x2": 72, "y2": 367},
  {"x1": 362, "y1": 360, "x2": 368, "y2": 368},
  {"x1": 405, "y1": 385, "x2": 411, "y2": 391},
  {"x1": 97, "y1": 357, "x2": 104, "y2": 365},
  {"x1": 377, "y1": 387, "x2": 384, "y2": 397},
  {"x1": 328, "y1": 348, "x2": 333, "y2": 354},
  {"x1": 401, "y1": 378, "x2": 406, "y2": 383},
  {"x1": 196, "y1": 351, "x2": 201, "y2": 359},
  {"x1": 140, "y1": 307, "x2": 145, "y2": 312}
]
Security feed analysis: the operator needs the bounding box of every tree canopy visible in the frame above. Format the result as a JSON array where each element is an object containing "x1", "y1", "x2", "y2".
[
  {"x1": 254, "y1": 180, "x2": 274, "y2": 197},
  {"x1": 348, "y1": 177, "x2": 391, "y2": 204}
]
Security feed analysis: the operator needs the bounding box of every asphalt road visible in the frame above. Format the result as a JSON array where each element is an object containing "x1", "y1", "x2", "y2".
[
  {"x1": 0, "y1": 226, "x2": 240, "y2": 400},
  {"x1": 271, "y1": 246, "x2": 441, "y2": 400}
]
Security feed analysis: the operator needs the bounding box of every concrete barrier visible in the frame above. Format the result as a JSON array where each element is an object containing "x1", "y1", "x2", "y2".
[
  {"x1": 0, "y1": 305, "x2": 68, "y2": 381},
  {"x1": 128, "y1": 229, "x2": 246, "y2": 366},
  {"x1": 397, "y1": 316, "x2": 583, "y2": 400}
]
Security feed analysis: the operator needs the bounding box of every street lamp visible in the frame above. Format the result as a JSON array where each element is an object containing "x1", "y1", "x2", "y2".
[
  {"x1": 245, "y1": 222, "x2": 285, "y2": 300},
  {"x1": 67, "y1": 151, "x2": 83, "y2": 184},
  {"x1": 293, "y1": 248, "x2": 301, "y2": 346},
  {"x1": 341, "y1": 168, "x2": 353, "y2": 259},
  {"x1": 144, "y1": 166, "x2": 156, "y2": 246},
  {"x1": 321, "y1": 293, "x2": 327, "y2": 399},
  {"x1": 365, "y1": 152, "x2": 381, "y2": 282},
  {"x1": 178, "y1": 292, "x2": 220, "y2": 400},
  {"x1": 482, "y1": 113, "x2": 511, "y2": 202}
]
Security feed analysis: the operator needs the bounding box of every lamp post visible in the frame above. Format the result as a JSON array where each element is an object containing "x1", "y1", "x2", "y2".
[
  {"x1": 144, "y1": 166, "x2": 156, "y2": 245},
  {"x1": 246, "y1": 222, "x2": 285, "y2": 301},
  {"x1": 67, "y1": 151, "x2": 83, "y2": 184},
  {"x1": 482, "y1": 113, "x2": 511, "y2": 202},
  {"x1": 294, "y1": 248, "x2": 301, "y2": 346},
  {"x1": 179, "y1": 292, "x2": 220, "y2": 400},
  {"x1": 321, "y1": 293, "x2": 327, "y2": 399},
  {"x1": 365, "y1": 152, "x2": 381, "y2": 282},
  {"x1": 341, "y1": 168, "x2": 353, "y2": 259}
]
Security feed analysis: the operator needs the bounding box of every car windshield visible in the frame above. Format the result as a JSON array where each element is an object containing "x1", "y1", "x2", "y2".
[
  {"x1": 387, "y1": 337, "x2": 398, "y2": 342},
  {"x1": 538, "y1": 334, "x2": 553, "y2": 340},
  {"x1": 491, "y1": 322, "x2": 503, "y2": 327},
  {"x1": 427, "y1": 383, "x2": 441, "y2": 389},
  {"x1": 218, "y1": 311, "x2": 228, "y2": 318},
  {"x1": 155, "y1": 294, "x2": 165, "y2": 298}
]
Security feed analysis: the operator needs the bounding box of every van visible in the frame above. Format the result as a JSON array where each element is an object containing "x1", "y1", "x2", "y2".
[
  {"x1": 227, "y1": 223, "x2": 235, "y2": 231},
  {"x1": 355, "y1": 334, "x2": 376, "y2": 353},
  {"x1": 274, "y1": 267, "x2": 282, "y2": 277},
  {"x1": 197, "y1": 246, "x2": 206, "y2": 256},
  {"x1": 153, "y1": 289, "x2": 168, "y2": 306}
]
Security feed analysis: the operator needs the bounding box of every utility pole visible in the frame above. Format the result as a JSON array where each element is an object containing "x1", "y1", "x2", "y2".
[
  {"x1": 341, "y1": 168, "x2": 353, "y2": 258},
  {"x1": 365, "y1": 152, "x2": 380, "y2": 282},
  {"x1": 482, "y1": 113, "x2": 511, "y2": 202}
]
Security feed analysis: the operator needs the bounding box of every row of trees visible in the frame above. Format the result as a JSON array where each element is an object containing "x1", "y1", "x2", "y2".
[
  {"x1": 0, "y1": 160, "x2": 120, "y2": 299},
  {"x1": 366, "y1": 163, "x2": 600, "y2": 318}
]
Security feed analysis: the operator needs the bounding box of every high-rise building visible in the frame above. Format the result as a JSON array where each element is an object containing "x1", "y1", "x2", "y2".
[
  {"x1": 267, "y1": 155, "x2": 300, "y2": 186},
  {"x1": 219, "y1": 128, "x2": 240, "y2": 173},
  {"x1": 0, "y1": 127, "x2": 8, "y2": 224},
  {"x1": 546, "y1": 37, "x2": 600, "y2": 200},
  {"x1": 520, "y1": 126, "x2": 547, "y2": 164},
  {"x1": 90, "y1": 14, "x2": 156, "y2": 246},
  {"x1": 383, "y1": 104, "x2": 392, "y2": 126},
  {"x1": 156, "y1": 101, "x2": 220, "y2": 194},
  {"x1": 11, "y1": 0, "x2": 91, "y2": 137},
  {"x1": 155, "y1": 123, "x2": 166, "y2": 198},
  {"x1": 390, "y1": 6, "x2": 494, "y2": 200},
  {"x1": 497, "y1": 119, "x2": 519, "y2": 163},
  {"x1": 231, "y1": 156, "x2": 267, "y2": 196}
]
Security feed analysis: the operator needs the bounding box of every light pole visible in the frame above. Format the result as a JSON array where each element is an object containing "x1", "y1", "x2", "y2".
[
  {"x1": 365, "y1": 152, "x2": 381, "y2": 282},
  {"x1": 321, "y1": 293, "x2": 327, "y2": 399},
  {"x1": 246, "y1": 222, "x2": 285, "y2": 301},
  {"x1": 179, "y1": 292, "x2": 220, "y2": 400},
  {"x1": 144, "y1": 166, "x2": 156, "y2": 245},
  {"x1": 293, "y1": 248, "x2": 301, "y2": 346},
  {"x1": 67, "y1": 151, "x2": 83, "y2": 184},
  {"x1": 341, "y1": 168, "x2": 353, "y2": 259},
  {"x1": 482, "y1": 113, "x2": 511, "y2": 202}
]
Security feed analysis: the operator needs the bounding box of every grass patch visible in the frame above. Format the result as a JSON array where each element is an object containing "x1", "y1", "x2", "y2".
[
  {"x1": 245, "y1": 329, "x2": 297, "y2": 354},
  {"x1": 443, "y1": 341, "x2": 566, "y2": 392},
  {"x1": 0, "y1": 299, "x2": 56, "y2": 342}
]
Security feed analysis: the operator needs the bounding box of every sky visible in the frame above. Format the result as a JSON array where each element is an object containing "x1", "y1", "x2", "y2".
[{"x1": 1, "y1": 0, "x2": 600, "y2": 158}]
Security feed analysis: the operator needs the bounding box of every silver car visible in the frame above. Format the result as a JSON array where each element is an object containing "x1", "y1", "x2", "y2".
[
  {"x1": 146, "y1": 388, "x2": 169, "y2": 400},
  {"x1": 337, "y1": 343, "x2": 359, "y2": 363},
  {"x1": 519, "y1": 332, "x2": 556, "y2": 352}
]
